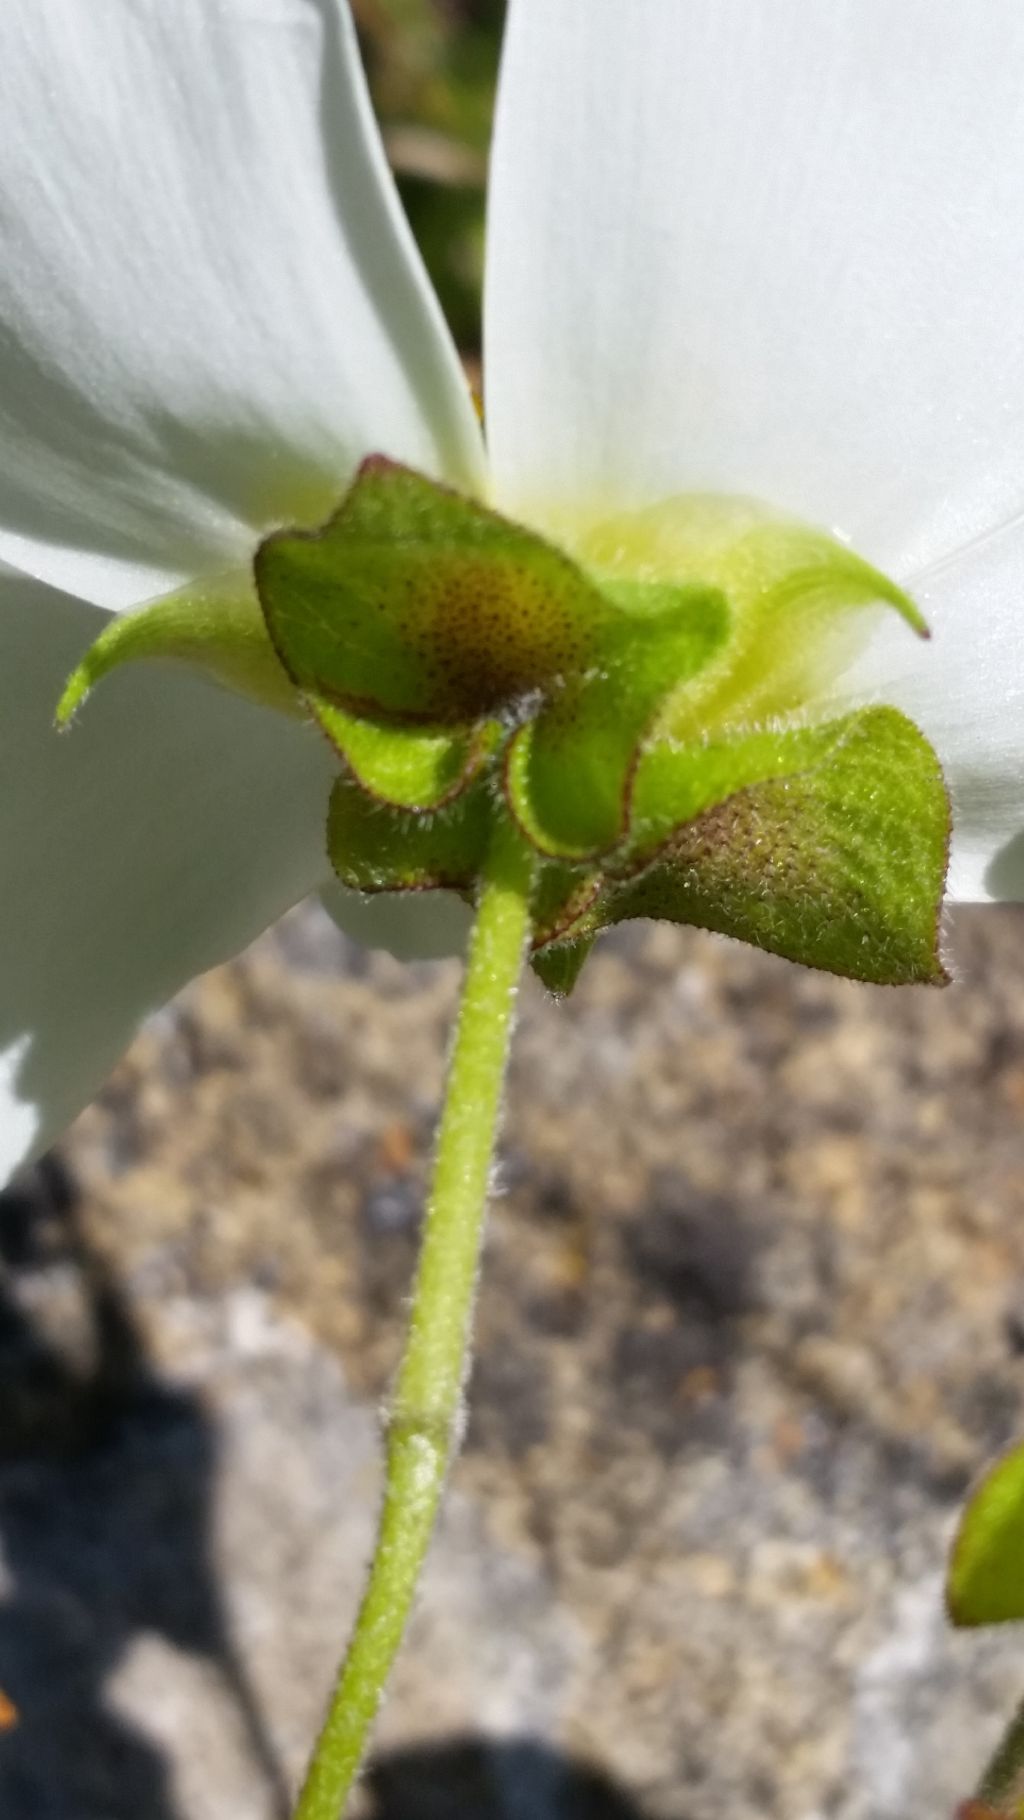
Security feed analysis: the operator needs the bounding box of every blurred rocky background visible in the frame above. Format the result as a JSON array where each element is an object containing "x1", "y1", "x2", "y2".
[
  {"x1": 3, "y1": 906, "x2": 1024, "y2": 1819},
  {"x1": 352, "y1": 0, "x2": 501, "y2": 360},
  {"x1": 4, "y1": 3, "x2": 1024, "y2": 1817}
]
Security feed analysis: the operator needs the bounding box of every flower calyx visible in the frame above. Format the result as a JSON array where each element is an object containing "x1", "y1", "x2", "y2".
[
  {"x1": 263, "y1": 459, "x2": 950, "y2": 991},
  {"x1": 57, "y1": 456, "x2": 951, "y2": 991}
]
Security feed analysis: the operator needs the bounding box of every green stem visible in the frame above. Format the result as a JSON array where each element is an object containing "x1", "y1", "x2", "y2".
[
  {"x1": 293, "y1": 816, "x2": 535, "y2": 1820},
  {"x1": 976, "y1": 1690, "x2": 1024, "y2": 1816}
]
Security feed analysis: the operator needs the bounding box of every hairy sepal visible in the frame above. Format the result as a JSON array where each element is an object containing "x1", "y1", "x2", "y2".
[
  {"x1": 256, "y1": 457, "x2": 627, "y2": 725},
  {"x1": 532, "y1": 708, "x2": 950, "y2": 990},
  {"x1": 505, "y1": 587, "x2": 729, "y2": 859},
  {"x1": 327, "y1": 769, "x2": 493, "y2": 897},
  {"x1": 314, "y1": 702, "x2": 500, "y2": 812}
]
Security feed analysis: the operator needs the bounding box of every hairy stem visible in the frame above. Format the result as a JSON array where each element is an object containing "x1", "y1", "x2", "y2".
[{"x1": 293, "y1": 817, "x2": 535, "y2": 1820}]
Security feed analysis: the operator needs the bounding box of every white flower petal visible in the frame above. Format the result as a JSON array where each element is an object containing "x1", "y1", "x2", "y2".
[
  {"x1": 486, "y1": 1, "x2": 1024, "y2": 576},
  {"x1": 0, "y1": 565, "x2": 338, "y2": 1182},
  {"x1": 0, "y1": 0, "x2": 484, "y2": 611},
  {"x1": 837, "y1": 527, "x2": 1024, "y2": 904}
]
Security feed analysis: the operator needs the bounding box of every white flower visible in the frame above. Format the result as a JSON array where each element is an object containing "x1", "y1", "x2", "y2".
[{"x1": 1, "y1": 0, "x2": 1022, "y2": 1179}]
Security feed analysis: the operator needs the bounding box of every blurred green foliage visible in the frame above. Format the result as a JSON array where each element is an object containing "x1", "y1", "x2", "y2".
[{"x1": 354, "y1": 0, "x2": 505, "y2": 355}]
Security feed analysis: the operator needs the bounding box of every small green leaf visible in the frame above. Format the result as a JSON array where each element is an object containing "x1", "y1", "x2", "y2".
[
  {"x1": 949, "y1": 1442, "x2": 1024, "y2": 1626},
  {"x1": 327, "y1": 769, "x2": 492, "y2": 896},
  {"x1": 534, "y1": 708, "x2": 949, "y2": 988},
  {"x1": 505, "y1": 585, "x2": 729, "y2": 858},
  {"x1": 256, "y1": 457, "x2": 620, "y2": 724},
  {"x1": 314, "y1": 701, "x2": 499, "y2": 811}
]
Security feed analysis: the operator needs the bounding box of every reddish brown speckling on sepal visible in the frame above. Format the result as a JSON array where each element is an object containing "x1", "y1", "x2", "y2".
[{"x1": 255, "y1": 456, "x2": 621, "y2": 725}]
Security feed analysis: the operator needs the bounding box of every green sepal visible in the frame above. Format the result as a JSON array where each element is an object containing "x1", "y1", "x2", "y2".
[
  {"x1": 531, "y1": 860, "x2": 602, "y2": 942},
  {"x1": 948, "y1": 1442, "x2": 1024, "y2": 1626},
  {"x1": 55, "y1": 574, "x2": 299, "y2": 726},
  {"x1": 573, "y1": 498, "x2": 927, "y2": 745},
  {"x1": 530, "y1": 938, "x2": 595, "y2": 997},
  {"x1": 314, "y1": 700, "x2": 500, "y2": 811},
  {"x1": 256, "y1": 456, "x2": 622, "y2": 725},
  {"x1": 505, "y1": 584, "x2": 729, "y2": 859},
  {"x1": 327, "y1": 769, "x2": 491, "y2": 896},
  {"x1": 528, "y1": 859, "x2": 601, "y2": 996},
  {"x1": 625, "y1": 717, "x2": 880, "y2": 867},
  {"x1": 665, "y1": 521, "x2": 926, "y2": 741},
  {"x1": 533, "y1": 708, "x2": 949, "y2": 988}
]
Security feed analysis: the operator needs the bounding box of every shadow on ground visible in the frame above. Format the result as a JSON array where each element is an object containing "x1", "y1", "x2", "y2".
[
  {"x1": 0, "y1": 1156, "x2": 288, "y2": 1820},
  {"x1": 0, "y1": 1164, "x2": 655, "y2": 1820},
  {"x1": 364, "y1": 1736, "x2": 657, "y2": 1820}
]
